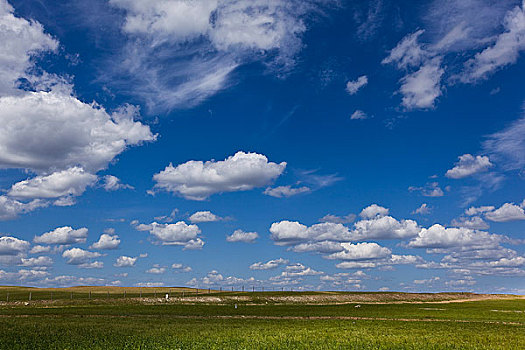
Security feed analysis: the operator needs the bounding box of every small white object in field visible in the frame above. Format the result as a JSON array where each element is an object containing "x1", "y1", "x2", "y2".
[
  {"x1": 234, "y1": 304, "x2": 238, "y2": 309},
  {"x1": 355, "y1": 304, "x2": 361, "y2": 308},
  {"x1": 165, "y1": 293, "x2": 169, "y2": 300}
]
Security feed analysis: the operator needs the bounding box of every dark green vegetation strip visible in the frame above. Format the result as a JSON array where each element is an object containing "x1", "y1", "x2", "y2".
[{"x1": 0, "y1": 298, "x2": 523, "y2": 349}]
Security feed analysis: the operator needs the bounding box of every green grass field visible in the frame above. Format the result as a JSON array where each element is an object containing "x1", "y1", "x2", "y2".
[{"x1": 0, "y1": 287, "x2": 523, "y2": 349}]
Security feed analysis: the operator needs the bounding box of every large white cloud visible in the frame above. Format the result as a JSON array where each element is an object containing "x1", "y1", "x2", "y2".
[
  {"x1": 34, "y1": 226, "x2": 88, "y2": 245},
  {"x1": 0, "y1": 93, "x2": 155, "y2": 174},
  {"x1": 351, "y1": 215, "x2": 420, "y2": 240},
  {"x1": 153, "y1": 151, "x2": 286, "y2": 200},
  {"x1": 484, "y1": 202, "x2": 525, "y2": 222},
  {"x1": 62, "y1": 248, "x2": 101, "y2": 265},
  {"x1": 90, "y1": 233, "x2": 121, "y2": 250},
  {"x1": 107, "y1": 0, "x2": 330, "y2": 111},
  {"x1": 135, "y1": 221, "x2": 204, "y2": 249},
  {"x1": 0, "y1": 236, "x2": 30, "y2": 255},
  {"x1": 408, "y1": 224, "x2": 503, "y2": 249},
  {"x1": 0, "y1": 0, "x2": 58, "y2": 95},
  {"x1": 359, "y1": 204, "x2": 389, "y2": 219},
  {"x1": 270, "y1": 220, "x2": 350, "y2": 246},
  {"x1": 7, "y1": 167, "x2": 97, "y2": 199},
  {"x1": 326, "y1": 242, "x2": 392, "y2": 261},
  {"x1": 445, "y1": 154, "x2": 493, "y2": 179}
]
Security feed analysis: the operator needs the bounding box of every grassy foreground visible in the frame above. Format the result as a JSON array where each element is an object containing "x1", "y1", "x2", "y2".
[{"x1": 0, "y1": 288, "x2": 523, "y2": 349}]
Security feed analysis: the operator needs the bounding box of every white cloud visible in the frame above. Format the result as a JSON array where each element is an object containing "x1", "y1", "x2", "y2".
[
  {"x1": 62, "y1": 248, "x2": 101, "y2": 265},
  {"x1": 413, "y1": 203, "x2": 431, "y2": 215},
  {"x1": 359, "y1": 204, "x2": 389, "y2": 219},
  {"x1": 34, "y1": 226, "x2": 88, "y2": 245},
  {"x1": 346, "y1": 75, "x2": 368, "y2": 95},
  {"x1": 0, "y1": 92, "x2": 155, "y2": 174},
  {"x1": 226, "y1": 229, "x2": 259, "y2": 243},
  {"x1": 451, "y1": 216, "x2": 489, "y2": 230},
  {"x1": 102, "y1": 175, "x2": 134, "y2": 191},
  {"x1": 250, "y1": 258, "x2": 289, "y2": 270},
  {"x1": 399, "y1": 57, "x2": 444, "y2": 110},
  {"x1": 336, "y1": 254, "x2": 422, "y2": 269},
  {"x1": 445, "y1": 154, "x2": 493, "y2": 179},
  {"x1": 0, "y1": 196, "x2": 48, "y2": 221},
  {"x1": 351, "y1": 215, "x2": 420, "y2": 240},
  {"x1": 189, "y1": 210, "x2": 222, "y2": 223},
  {"x1": 270, "y1": 221, "x2": 350, "y2": 245},
  {"x1": 7, "y1": 167, "x2": 97, "y2": 199},
  {"x1": 264, "y1": 185, "x2": 310, "y2": 198},
  {"x1": 79, "y1": 261, "x2": 104, "y2": 269},
  {"x1": 0, "y1": 236, "x2": 30, "y2": 255},
  {"x1": 408, "y1": 224, "x2": 503, "y2": 249},
  {"x1": 462, "y1": 1, "x2": 525, "y2": 82},
  {"x1": 483, "y1": 112, "x2": 525, "y2": 172},
  {"x1": 0, "y1": 0, "x2": 58, "y2": 96},
  {"x1": 485, "y1": 202, "x2": 525, "y2": 222},
  {"x1": 465, "y1": 206, "x2": 495, "y2": 216},
  {"x1": 171, "y1": 263, "x2": 192, "y2": 272},
  {"x1": 319, "y1": 213, "x2": 356, "y2": 224},
  {"x1": 409, "y1": 182, "x2": 444, "y2": 197},
  {"x1": 382, "y1": 30, "x2": 427, "y2": 69},
  {"x1": 153, "y1": 151, "x2": 286, "y2": 200},
  {"x1": 146, "y1": 266, "x2": 166, "y2": 274},
  {"x1": 326, "y1": 242, "x2": 392, "y2": 261},
  {"x1": 29, "y1": 245, "x2": 51, "y2": 254},
  {"x1": 114, "y1": 255, "x2": 137, "y2": 267},
  {"x1": 350, "y1": 110, "x2": 369, "y2": 120},
  {"x1": 107, "y1": 0, "x2": 329, "y2": 111},
  {"x1": 20, "y1": 256, "x2": 53, "y2": 267},
  {"x1": 290, "y1": 240, "x2": 344, "y2": 254},
  {"x1": 90, "y1": 233, "x2": 121, "y2": 250},
  {"x1": 136, "y1": 221, "x2": 204, "y2": 249}
]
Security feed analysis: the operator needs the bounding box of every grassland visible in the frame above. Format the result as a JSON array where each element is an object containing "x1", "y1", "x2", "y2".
[{"x1": 0, "y1": 286, "x2": 523, "y2": 349}]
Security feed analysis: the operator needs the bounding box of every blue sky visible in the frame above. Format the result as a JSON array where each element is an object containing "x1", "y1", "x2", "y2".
[{"x1": 0, "y1": 0, "x2": 524, "y2": 293}]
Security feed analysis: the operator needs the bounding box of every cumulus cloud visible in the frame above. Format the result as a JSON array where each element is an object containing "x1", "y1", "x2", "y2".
[
  {"x1": 484, "y1": 203, "x2": 525, "y2": 222},
  {"x1": 90, "y1": 233, "x2": 121, "y2": 250},
  {"x1": 465, "y1": 206, "x2": 496, "y2": 216},
  {"x1": 189, "y1": 211, "x2": 222, "y2": 223},
  {"x1": 226, "y1": 229, "x2": 259, "y2": 243},
  {"x1": 153, "y1": 151, "x2": 286, "y2": 200},
  {"x1": 250, "y1": 258, "x2": 289, "y2": 270},
  {"x1": 350, "y1": 110, "x2": 369, "y2": 120},
  {"x1": 0, "y1": 236, "x2": 30, "y2": 256},
  {"x1": 359, "y1": 204, "x2": 389, "y2": 219},
  {"x1": 34, "y1": 226, "x2": 88, "y2": 245},
  {"x1": 62, "y1": 248, "x2": 101, "y2": 265},
  {"x1": 102, "y1": 175, "x2": 134, "y2": 191},
  {"x1": 408, "y1": 224, "x2": 504, "y2": 250},
  {"x1": 336, "y1": 254, "x2": 423, "y2": 269},
  {"x1": 20, "y1": 256, "x2": 53, "y2": 267},
  {"x1": 264, "y1": 185, "x2": 310, "y2": 198},
  {"x1": 462, "y1": 1, "x2": 525, "y2": 82},
  {"x1": 270, "y1": 221, "x2": 350, "y2": 246},
  {"x1": 445, "y1": 154, "x2": 493, "y2": 179},
  {"x1": 135, "y1": 221, "x2": 204, "y2": 249},
  {"x1": 0, "y1": 196, "x2": 48, "y2": 221},
  {"x1": 351, "y1": 215, "x2": 420, "y2": 240},
  {"x1": 7, "y1": 167, "x2": 97, "y2": 199},
  {"x1": 326, "y1": 242, "x2": 392, "y2": 261},
  {"x1": 114, "y1": 255, "x2": 137, "y2": 267},
  {"x1": 346, "y1": 75, "x2": 368, "y2": 95},
  {"x1": 146, "y1": 266, "x2": 166, "y2": 274}
]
